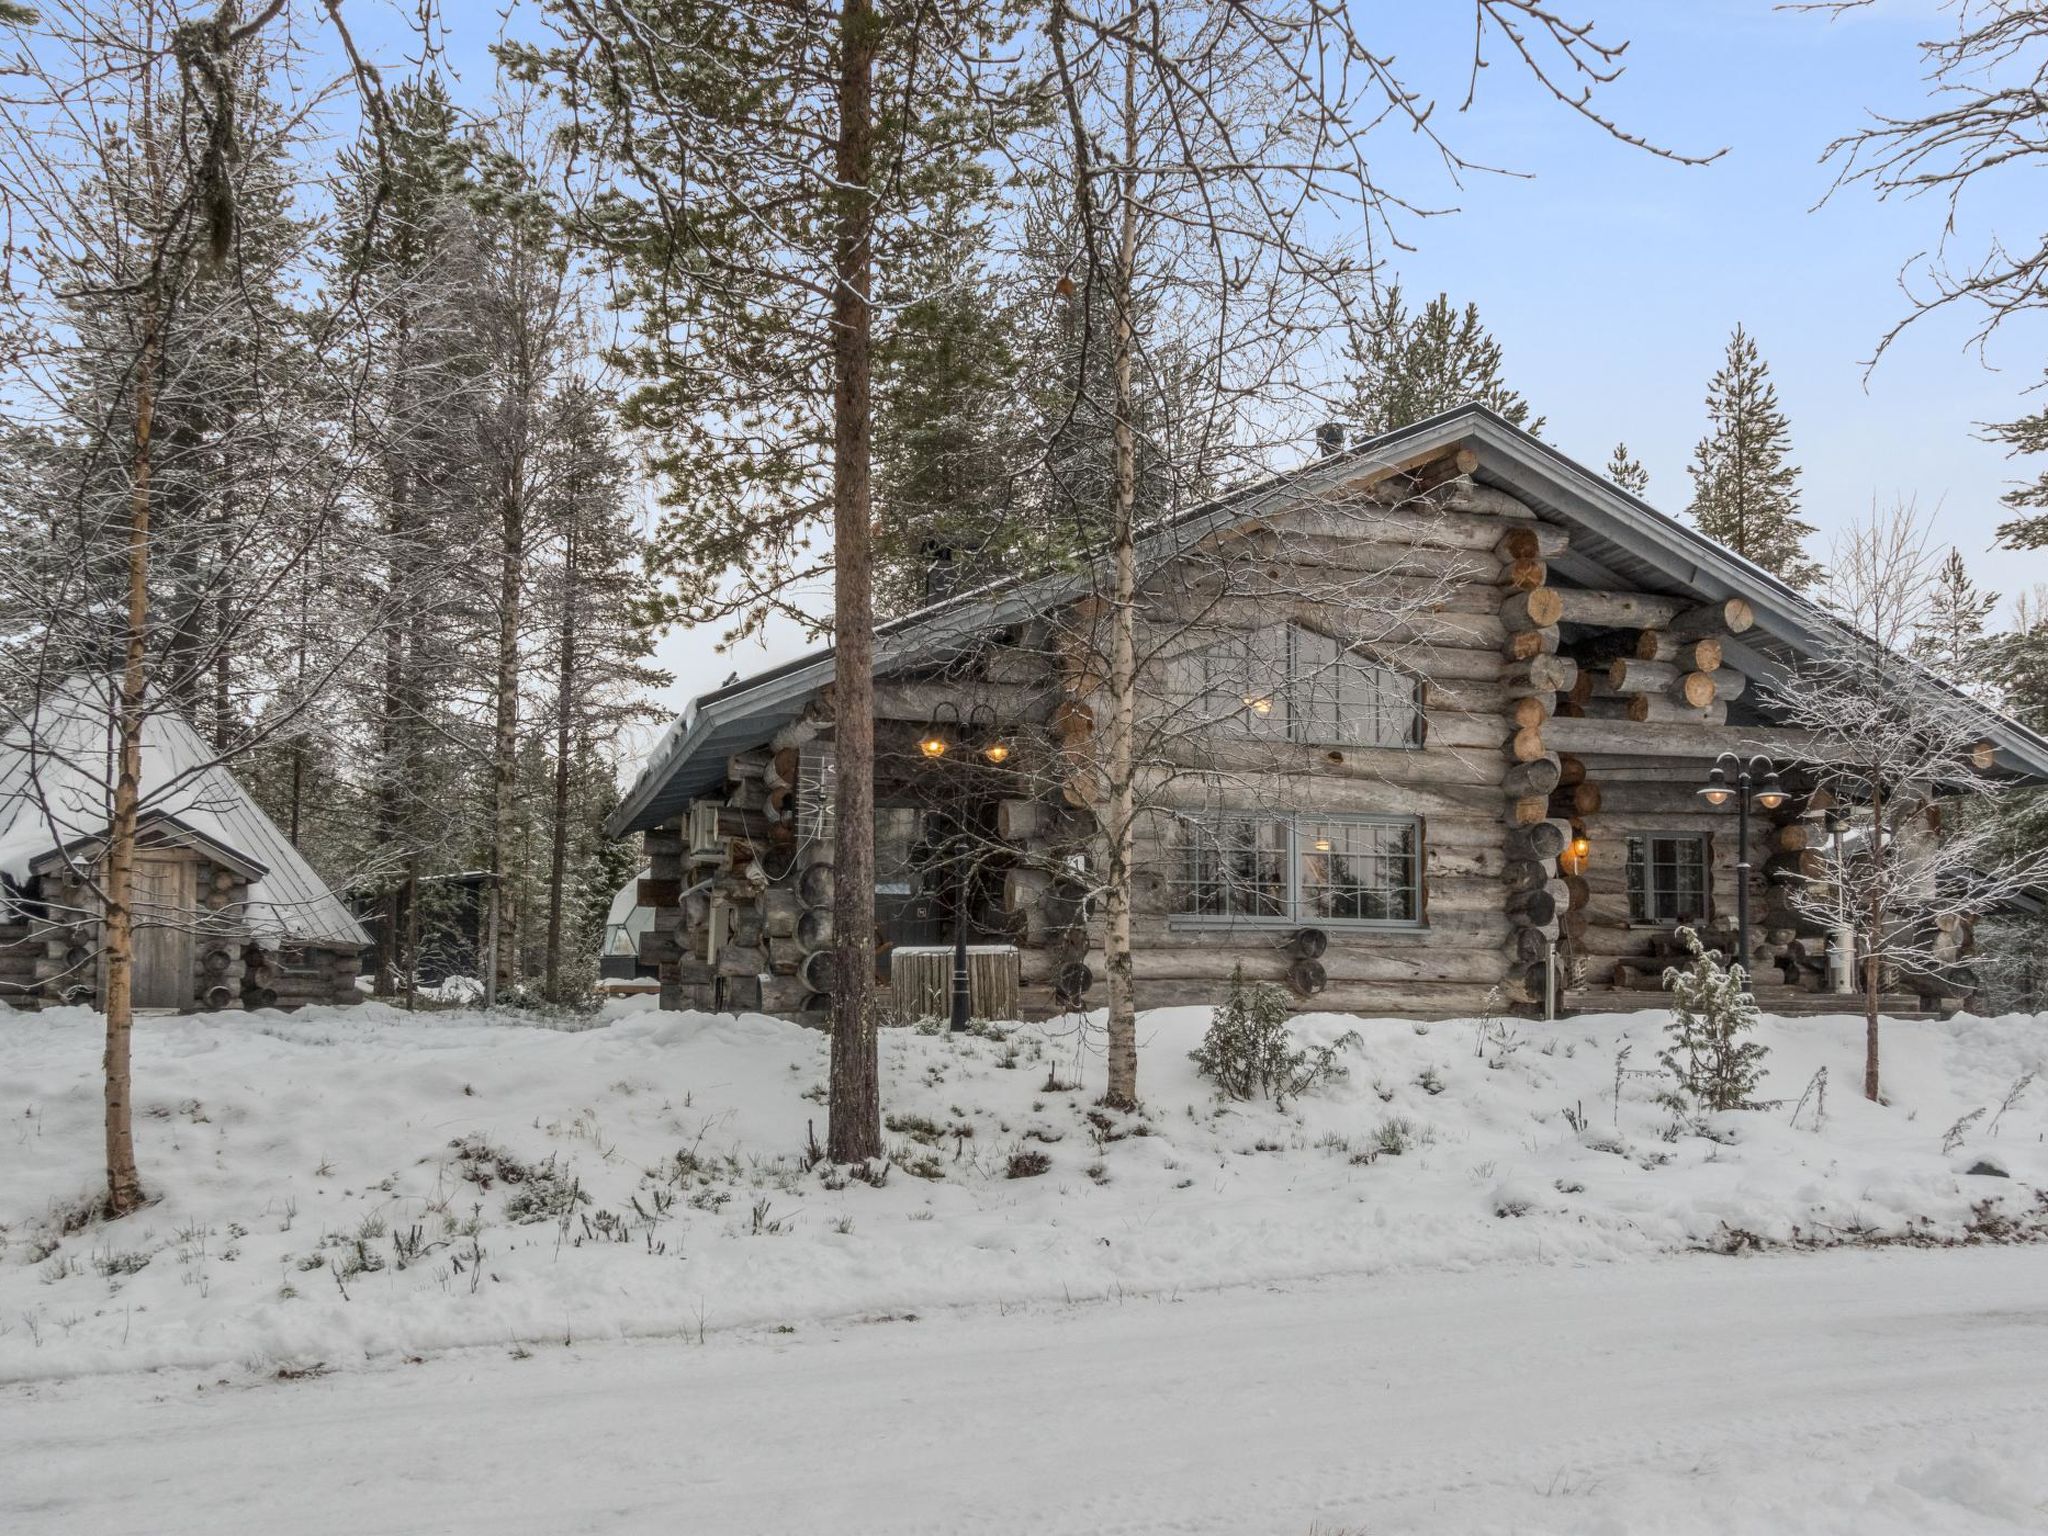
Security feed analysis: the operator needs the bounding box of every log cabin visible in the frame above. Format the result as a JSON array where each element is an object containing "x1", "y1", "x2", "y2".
[
  {"x1": 609, "y1": 405, "x2": 2048, "y2": 1021},
  {"x1": 0, "y1": 677, "x2": 368, "y2": 1012}
]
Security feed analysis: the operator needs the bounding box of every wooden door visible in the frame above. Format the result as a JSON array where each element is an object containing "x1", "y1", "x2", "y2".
[{"x1": 132, "y1": 857, "x2": 195, "y2": 1011}]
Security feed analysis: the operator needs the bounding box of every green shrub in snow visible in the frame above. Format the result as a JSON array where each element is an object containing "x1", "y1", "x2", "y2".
[
  {"x1": 1190, "y1": 967, "x2": 1359, "y2": 1106},
  {"x1": 1660, "y1": 927, "x2": 1769, "y2": 1111}
]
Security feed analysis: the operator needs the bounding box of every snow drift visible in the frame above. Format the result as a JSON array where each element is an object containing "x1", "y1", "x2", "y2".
[{"x1": 2, "y1": 997, "x2": 2044, "y2": 1383}]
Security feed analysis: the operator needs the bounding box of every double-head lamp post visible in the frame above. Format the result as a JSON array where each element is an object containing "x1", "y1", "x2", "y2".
[
  {"x1": 1696, "y1": 752, "x2": 1789, "y2": 991},
  {"x1": 922, "y1": 705, "x2": 1010, "y2": 1033}
]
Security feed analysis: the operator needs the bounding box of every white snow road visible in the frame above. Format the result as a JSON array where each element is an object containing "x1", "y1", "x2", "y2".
[{"x1": 5, "y1": 1247, "x2": 2046, "y2": 1536}]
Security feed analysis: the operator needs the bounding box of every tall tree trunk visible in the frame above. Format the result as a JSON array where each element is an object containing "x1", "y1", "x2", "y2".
[
  {"x1": 827, "y1": 0, "x2": 882, "y2": 1164},
  {"x1": 1864, "y1": 779, "x2": 1886, "y2": 1102},
  {"x1": 544, "y1": 519, "x2": 578, "y2": 1003},
  {"x1": 1101, "y1": 19, "x2": 1141, "y2": 1110},
  {"x1": 483, "y1": 478, "x2": 524, "y2": 1008},
  {"x1": 103, "y1": 313, "x2": 158, "y2": 1219}
]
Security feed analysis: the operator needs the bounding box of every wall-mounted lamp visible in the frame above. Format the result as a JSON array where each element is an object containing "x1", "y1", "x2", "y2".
[
  {"x1": 967, "y1": 703, "x2": 1010, "y2": 765},
  {"x1": 1559, "y1": 834, "x2": 1592, "y2": 877},
  {"x1": 919, "y1": 701, "x2": 960, "y2": 760}
]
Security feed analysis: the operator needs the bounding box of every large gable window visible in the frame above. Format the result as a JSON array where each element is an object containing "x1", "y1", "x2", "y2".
[
  {"x1": 1191, "y1": 624, "x2": 1421, "y2": 748},
  {"x1": 1176, "y1": 812, "x2": 1421, "y2": 927}
]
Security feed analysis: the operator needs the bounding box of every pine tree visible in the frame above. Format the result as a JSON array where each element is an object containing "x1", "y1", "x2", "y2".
[
  {"x1": 1686, "y1": 325, "x2": 1819, "y2": 589},
  {"x1": 1344, "y1": 286, "x2": 1543, "y2": 437},
  {"x1": 1993, "y1": 391, "x2": 2048, "y2": 549},
  {"x1": 1912, "y1": 548, "x2": 1998, "y2": 693},
  {"x1": 1660, "y1": 928, "x2": 1768, "y2": 1112},
  {"x1": 1605, "y1": 441, "x2": 1648, "y2": 496}
]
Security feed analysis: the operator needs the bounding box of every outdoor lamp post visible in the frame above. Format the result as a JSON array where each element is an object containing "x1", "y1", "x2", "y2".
[
  {"x1": 1696, "y1": 752, "x2": 1787, "y2": 989},
  {"x1": 925, "y1": 705, "x2": 1011, "y2": 1034}
]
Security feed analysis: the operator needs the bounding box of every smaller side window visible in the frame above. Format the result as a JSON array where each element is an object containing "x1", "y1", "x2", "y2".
[{"x1": 1626, "y1": 835, "x2": 1708, "y2": 924}]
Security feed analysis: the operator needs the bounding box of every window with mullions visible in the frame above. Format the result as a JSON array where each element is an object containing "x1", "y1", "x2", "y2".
[
  {"x1": 1626, "y1": 835, "x2": 1707, "y2": 923},
  {"x1": 1176, "y1": 813, "x2": 1421, "y2": 926},
  {"x1": 1178, "y1": 815, "x2": 1289, "y2": 920},
  {"x1": 1189, "y1": 625, "x2": 1421, "y2": 749}
]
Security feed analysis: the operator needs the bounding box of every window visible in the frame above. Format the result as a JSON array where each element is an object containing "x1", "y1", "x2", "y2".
[
  {"x1": 1626, "y1": 835, "x2": 1707, "y2": 923},
  {"x1": 1179, "y1": 815, "x2": 1288, "y2": 920},
  {"x1": 1176, "y1": 813, "x2": 1421, "y2": 926},
  {"x1": 1188, "y1": 625, "x2": 1421, "y2": 748}
]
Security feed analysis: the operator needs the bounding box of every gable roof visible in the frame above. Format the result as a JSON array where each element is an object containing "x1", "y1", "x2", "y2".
[
  {"x1": 610, "y1": 404, "x2": 2048, "y2": 835},
  {"x1": 0, "y1": 677, "x2": 371, "y2": 948}
]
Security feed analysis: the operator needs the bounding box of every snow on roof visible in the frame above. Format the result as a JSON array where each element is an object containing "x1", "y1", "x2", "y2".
[{"x1": 0, "y1": 677, "x2": 370, "y2": 949}]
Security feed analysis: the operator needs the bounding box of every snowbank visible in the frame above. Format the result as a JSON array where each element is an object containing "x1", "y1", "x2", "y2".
[{"x1": 3, "y1": 997, "x2": 2044, "y2": 1382}]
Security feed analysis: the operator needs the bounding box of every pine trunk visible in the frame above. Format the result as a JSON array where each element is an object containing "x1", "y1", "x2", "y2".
[
  {"x1": 483, "y1": 469, "x2": 525, "y2": 1008},
  {"x1": 827, "y1": 0, "x2": 882, "y2": 1164},
  {"x1": 544, "y1": 519, "x2": 578, "y2": 1003}
]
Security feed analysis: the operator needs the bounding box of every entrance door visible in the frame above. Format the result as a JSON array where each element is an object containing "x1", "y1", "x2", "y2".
[{"x1": 131, "y1": 857, "x2": 195, "y2": 1010}]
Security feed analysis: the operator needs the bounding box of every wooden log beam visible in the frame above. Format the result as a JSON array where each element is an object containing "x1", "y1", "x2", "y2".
[
  {"x1": 1501, "y1": 626, "x2": 1560, "y2": 662},
  {"x1": 1550, "y1": 589, "x2": 1691, "y2": 629},
  {"x1": 1495, "y1": 522, "x2": 1571, "y2": 561},
  {"x1": 1664, "y1": 597, "x2": 1756, "y2": 642},
  {"x1": 1501, "y1": 588, "x2": 1565, "y2": 630},
  {"x1": 1634, "y1": 632, "x2": 1724, "y2": 672},
  {"x1": 1501, "y1": 754, "x2": 1563, "y2": 798},
  {"x1": 1626, "y1": 695, "x2": 1727, "y2": 725},
  {"x1": 1541, "y1": 716, "x2": 1849, "y2": 763},
  {"x1": 1502, "y1": 654, "x2": 1577, "y2": 694}
]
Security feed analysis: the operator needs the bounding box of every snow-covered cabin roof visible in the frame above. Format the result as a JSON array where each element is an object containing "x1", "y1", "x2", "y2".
[
  {"x1": 610, "y1": 403, "x2": 2048, "y2": 835},
  {"x1": 0, "y1": 677, "x2": 370, "y2": 949}
]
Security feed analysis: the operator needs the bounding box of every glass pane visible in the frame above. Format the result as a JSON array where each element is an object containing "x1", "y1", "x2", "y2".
[
  {"x1": 1181, "y1": 815, "x2": 1286, "y2": 918},
  {"x1": 1199, "y1": 629, "x2": 1289, "y2": 740},
  {"x1": 1299, "y1": 819, "x2": 1417, "y2": 922}
]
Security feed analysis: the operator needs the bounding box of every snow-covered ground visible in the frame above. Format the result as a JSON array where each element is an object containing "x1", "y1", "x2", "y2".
[
  {"x1": 4, "y1": 1245, "x2": 2045, "y2": 1534},
  {"x1": 3, "y1": 997, "x2": 2045, "y2": 1384}
]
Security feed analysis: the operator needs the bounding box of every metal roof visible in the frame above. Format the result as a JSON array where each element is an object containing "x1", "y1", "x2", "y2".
[{"x1": 611, "y1": 404, "x2": 2048, "y2": 835}]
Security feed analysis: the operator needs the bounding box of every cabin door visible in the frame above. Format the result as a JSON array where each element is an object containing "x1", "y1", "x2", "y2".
[{"x1": 131, "y1": 856, "x2": 195, "y2": 1010}]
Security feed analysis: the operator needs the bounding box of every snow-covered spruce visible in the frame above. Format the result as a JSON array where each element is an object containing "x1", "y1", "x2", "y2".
[{"x1": 2, "y1": 996, "x2": 2045, "y2": 1382}]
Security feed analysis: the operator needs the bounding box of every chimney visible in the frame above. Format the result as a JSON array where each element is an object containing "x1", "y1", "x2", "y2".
[
  {"x1": 922, "y1": 539, "x2": 958, "y2": 603},
  {"x1": 1315, "y1": 421, "x2": 1346, "y2": 457}
]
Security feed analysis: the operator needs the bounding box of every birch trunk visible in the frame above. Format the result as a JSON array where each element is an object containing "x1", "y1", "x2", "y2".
[
  {"x1": 103, "y1": 312, "x2": 157, "y2": 1218},
  {"x1": 1101, "y1": 23, "x2": 1141, "y2": 1110},
  {"x1": 827, "y1": 0, "x2": 883, "y2": 1164}
]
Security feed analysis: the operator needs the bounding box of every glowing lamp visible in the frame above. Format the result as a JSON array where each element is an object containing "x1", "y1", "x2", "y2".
[
  {"x1": 1560, "y1": 834, "x2": 1591, "y2": 876},
  {"x1": 1697, "y1": 767, "x2": 1734, "y2": 807},
  {"x1": 919, "y1": 731, "x2": 949, "y2": 759},
  {"x1": 1243, "y1": 694, "x2": 1274, "y2": 717},
  {"x1": 1312, "y1": 835, "x2": 1333, "y2": 853},
  {"x1": 1752, "y1": 773, "x2": 1789, "y2": 812},
  {"x1": 980, "y1": 739, "x2": 1011, "y2": 765}
]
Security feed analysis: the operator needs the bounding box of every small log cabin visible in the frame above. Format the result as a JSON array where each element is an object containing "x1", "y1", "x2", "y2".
[
  {"x1": 0, "y1": 678, "x2": 368, "y2": 1012},
  {"x1": 610, "y1": 406, "x2": 2048, "y2": 1021}
]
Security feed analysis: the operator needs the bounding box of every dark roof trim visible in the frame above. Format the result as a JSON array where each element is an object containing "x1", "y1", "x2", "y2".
[{"x1": 611, "y1": 404, "x2": 2048, "y2": 835}]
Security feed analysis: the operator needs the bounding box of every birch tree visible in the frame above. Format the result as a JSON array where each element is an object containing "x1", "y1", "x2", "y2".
[
  {"x1": 0, "y1": 0, "x2": 406, "y2": 1215},
  {"x1": 1766, "y1": 507, "x2": 2041, "y2": 1100}
]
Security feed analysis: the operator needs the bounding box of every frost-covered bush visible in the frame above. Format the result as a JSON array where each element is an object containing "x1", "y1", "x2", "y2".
[
  {"x1": 1189, "y1": 966, "x2": 1358, "y2": 1105},
  {"x1": 1660, "y1": 927, "x2": 1769, "y2": 1111}
]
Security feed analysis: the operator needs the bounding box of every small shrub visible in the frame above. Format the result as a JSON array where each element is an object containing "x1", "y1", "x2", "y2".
[
  {"x1": 1372, "y1": 1116, "x2": 1421, "y2": 1157},
  {"x1": 1660, "y1": 928, "x2": 1769, "y2": 1111},
  {"x1": 1006, "y1": 1149, "x2": 1053, "y2": 1179},
  {"x1": 884, "y1": 1112, "x2": 945, "y2": 1145},
  {"x1": 502, "y1": 1155, "x2": 589, "y2": 1225},
  {"x1": 1189, "y1": 966, "x2": 1359, "y2": 1105}
]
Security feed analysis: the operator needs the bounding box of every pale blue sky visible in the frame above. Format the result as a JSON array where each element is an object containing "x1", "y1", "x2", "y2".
[{"x1": 369, "y1": 0, "x2": 2048, "y2": 707}]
